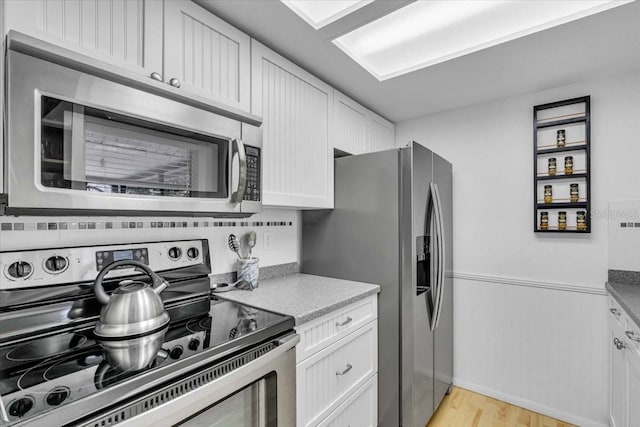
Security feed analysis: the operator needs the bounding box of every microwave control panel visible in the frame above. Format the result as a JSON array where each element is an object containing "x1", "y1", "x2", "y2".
[{"x1": 244, "y1": 146, "x2": 261, "y2": 202}]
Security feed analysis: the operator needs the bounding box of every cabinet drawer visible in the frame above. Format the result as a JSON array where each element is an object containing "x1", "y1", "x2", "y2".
[
  {"x1": 296, "y1": 296, "x2": 377, "y2": 363},
  {"x1": 317, "y1": 374, "x2": 377, "y2": 427},
  {"x1": 297, "y1": 321, "x2": 378, "y2": 427}
]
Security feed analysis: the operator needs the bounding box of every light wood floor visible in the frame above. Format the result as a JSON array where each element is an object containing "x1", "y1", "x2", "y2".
[{"x1": 427, "y1": 387, "x2": 575, "y2": 427}]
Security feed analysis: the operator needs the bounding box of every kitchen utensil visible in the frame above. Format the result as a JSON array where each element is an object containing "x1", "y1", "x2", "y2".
[
  {"x1": 93, "y1": 260, "x2": 170, "y2": 339},
  {"x1": 228, "y1": 234, "x2": 241, "y2": 259},
  {"x1": 247, "y1": 231, "x2": 257, "y2": 258}
]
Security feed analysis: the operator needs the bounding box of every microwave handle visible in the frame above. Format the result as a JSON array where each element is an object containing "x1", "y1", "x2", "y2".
[{"x1": 231, "y1": 138, "x2": 248, "y2": 204}]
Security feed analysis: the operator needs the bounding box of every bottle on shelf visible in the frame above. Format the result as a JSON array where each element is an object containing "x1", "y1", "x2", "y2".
[
  {"x1": 558, "y1": 211, "x2": 567, "y2": 230},
  {"x1": 544, "y1": 185, "x2": 553, "y2": 203},
  {"x1": 548, "y1": 157, "x2": 556, "y2": 176},
  {"x1": 577, "y1": 211, "x2": 587, "y2": 231},
  {"x1": 540, "y1": 212, "x2": 549, "y2": 230},
  {"x1": 564, "y1": 156, "x2": 573, "y2": 175},
  {"x1": 570, "y1": 183, "x2": 579, "y2": 203},
  {"x1": 557, "y1": 129, "x2": 566, "y2": 147}
]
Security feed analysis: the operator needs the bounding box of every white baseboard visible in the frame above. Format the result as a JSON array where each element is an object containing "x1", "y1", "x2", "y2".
[{"x1": 452, "y1": 378, "x2": 609, "y2": 427}]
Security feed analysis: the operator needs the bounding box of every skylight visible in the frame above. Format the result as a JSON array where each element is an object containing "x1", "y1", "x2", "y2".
[
  {"x1": 333, "y1": 0, "x2": 631, "y2": 81},
  {"x1": 281, "y1": 0, "x2": 374, "y2": 29}
]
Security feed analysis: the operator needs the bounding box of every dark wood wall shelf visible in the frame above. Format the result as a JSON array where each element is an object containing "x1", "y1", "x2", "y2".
[{"x1": 533, "y1": 96, "x2": 591, "y2": 233}]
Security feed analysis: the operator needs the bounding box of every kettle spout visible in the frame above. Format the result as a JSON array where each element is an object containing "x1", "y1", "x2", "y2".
[{"x1": 154, "y1": 280, "x2": 169, "y2": 294}]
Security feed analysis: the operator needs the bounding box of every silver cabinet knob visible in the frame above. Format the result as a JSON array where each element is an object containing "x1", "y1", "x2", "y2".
[
  {"x1": 150, "y1": 72, "x2": 163, "y2": 82},
  {"x1": 610, "y1": 308, "x2": 621, "y2": 317},
  {"x1": 626, "y1": 330, "x2": 640, "y2": 343},
  {"x1": 614, "y1": 337, "x2": 626, "y2": 350},
  {"x1": 169, "y1": 78, "x2": 181, "y2": 88}
]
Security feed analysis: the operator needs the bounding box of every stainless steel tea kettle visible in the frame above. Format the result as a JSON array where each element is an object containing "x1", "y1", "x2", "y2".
[{"x1": 93, "y1": 260, "x2": 170, "y2": 339}]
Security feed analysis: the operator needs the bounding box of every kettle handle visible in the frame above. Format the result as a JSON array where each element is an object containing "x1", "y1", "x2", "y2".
[{"x1": 94, "y1": 260, "x2": 169, "y2": 305}]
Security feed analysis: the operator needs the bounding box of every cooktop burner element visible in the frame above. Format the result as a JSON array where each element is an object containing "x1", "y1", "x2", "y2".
[{"x1": 6, "y1": 333, "x2": 88, "y2": 362}]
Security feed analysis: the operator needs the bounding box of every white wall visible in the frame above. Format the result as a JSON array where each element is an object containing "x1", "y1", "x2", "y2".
[
  {"x1": 0, "y1": 209, "x2": 299, "y2": 275},
  {"x1": 396, "y1": 71, "x2": 640, "y2": 427}
]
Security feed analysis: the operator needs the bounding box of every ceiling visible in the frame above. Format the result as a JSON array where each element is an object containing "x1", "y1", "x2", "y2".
[{"x1": 195, "y1": 0, "x2": 640, "y2": 123}]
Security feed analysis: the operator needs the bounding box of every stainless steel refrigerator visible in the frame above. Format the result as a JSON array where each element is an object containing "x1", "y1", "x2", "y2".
[{"x1": 301, "y1": 142, "x2": 453, "y2": 427}]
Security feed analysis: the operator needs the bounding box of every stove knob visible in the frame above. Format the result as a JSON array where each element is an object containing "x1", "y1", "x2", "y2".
[
  {"x1": 170, "y1": 346, "x2": 184, "y2": 360},
  {"x1": 7, "y1": 261, "x2": 33, "y2": 279},
  {"x1": 188, "y1": 338, "x2": 200, "y2": 351},
  {"x1": 168, "y1": 247, "x2": 182, "y2": 260},
  {"x1": 187, "y1": 247, "x2": 199, "y2": 260},
  {"x1": 46, "y1": 387, "x2": 70, "y2": 406},
  {"x1": 44, "y1": 256, "x2": 68, "y2": 273},
  {"x1": 9, "y1": 396, "x2": 34, "y2": 418}
]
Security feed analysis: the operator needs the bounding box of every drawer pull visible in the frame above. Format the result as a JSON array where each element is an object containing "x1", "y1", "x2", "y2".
[
  {"x1": 336, "y1": 363, "x2": 353, "y2": 376},
  {"x1": 336, "y1": 317, "x2": 353, "y2": 327},
  {"x1": 610, "y1": 308, "x2": 621, "y2": 317},
  {"x1": 626, "y1": 331, "x2": 640, "y2": 342}
]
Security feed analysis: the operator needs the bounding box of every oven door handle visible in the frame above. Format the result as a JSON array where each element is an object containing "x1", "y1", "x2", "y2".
[{"x1": 231, "y1": 138, "x2": 248, "y2": 204}]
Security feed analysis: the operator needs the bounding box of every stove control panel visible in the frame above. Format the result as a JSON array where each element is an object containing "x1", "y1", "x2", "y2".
[{"x1": 0, "y1": 240, "x2": 207, "y2": 291}]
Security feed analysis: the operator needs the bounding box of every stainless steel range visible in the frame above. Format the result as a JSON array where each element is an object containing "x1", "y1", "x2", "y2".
[{"x1": 0, "y1": 240, "x2": 297, "y2": 426}]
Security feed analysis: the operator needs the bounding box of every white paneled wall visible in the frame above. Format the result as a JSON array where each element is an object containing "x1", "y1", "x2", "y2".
[
  {"x1": 0, "y1": 209, "x2": 299, "y2": 275},
  {"x1": 453, "y1": 277, "x2": 608, "y2": 427}
]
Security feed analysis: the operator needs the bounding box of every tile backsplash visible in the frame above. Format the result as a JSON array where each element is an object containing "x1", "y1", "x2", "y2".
[
  {"x1": 0, "y1": 209, "x2": 300, "y2": 275},
  {"x1": 608, "y1": 200, "x2": 640, "y2": 271}
]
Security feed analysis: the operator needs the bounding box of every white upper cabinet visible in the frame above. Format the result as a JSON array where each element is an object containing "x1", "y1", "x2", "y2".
[
  {"x1": 333, "y1": 91, "x2": 369, "y2": 155},
  {"x1": 369, "y1": 110, "x2": 395, "y2": 152},
  {"x1": 333, "y1": 91, "x2": 395, "y2": 155},
  {"x1": 4, "y1": 0, "x2": 163, "y2": 77},
  {"x1": 163, "y1": 0, "x2": 251, "y2": 112},
  {"x1": 251, "y1": 40, "x2": 334, "y2": 209}
]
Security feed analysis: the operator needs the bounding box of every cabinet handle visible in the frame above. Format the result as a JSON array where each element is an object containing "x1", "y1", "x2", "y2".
[
  {"x1": 335, "y1": 317, "x2": 353, "y2": 327},
  {"x1": 614, "y1": 337, "x2": 626, "y2": 350},
  {"x1": 626, "y1": 331, "x2": 640, "y2": 343},
  {"x1": 610, "y1": 308, "x2": 621, "y2": 317},
  {"x1": 149, "y1": 72, "x2": 163, "y2": 82},
  {"x1": 336, "y1": 363, "x2": 352, "y2": 376},
  {"x1": 169, "y1": 78, "x2": 181, "y2": 88}
]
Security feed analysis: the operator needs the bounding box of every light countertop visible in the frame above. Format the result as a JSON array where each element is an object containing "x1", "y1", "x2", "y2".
[
  {"x1": 216, "y1": 273, "x2": 379, "y2": 325},
  {"x1": 607, "y1": 280, "x2": 640, "y2": 327}
]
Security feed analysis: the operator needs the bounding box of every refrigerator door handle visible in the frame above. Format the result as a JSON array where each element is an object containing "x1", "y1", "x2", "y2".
[
  {"x1": 432, "y1": 182, "x2": 446, "y2": 330},
  {"x1": 427, "y1": 182, "x2": 439, "y2": 331}
]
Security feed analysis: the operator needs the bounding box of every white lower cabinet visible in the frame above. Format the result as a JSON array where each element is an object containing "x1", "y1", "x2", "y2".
[
  {"x1": 296, "y1": 296, "x2": 378, "y2": 427},
  {"x1": 317, "y1": 374, "x2": 378, "y2": 427},
  {"x1": 608, "y1": 296, "x2": 640, "y2": 427}
]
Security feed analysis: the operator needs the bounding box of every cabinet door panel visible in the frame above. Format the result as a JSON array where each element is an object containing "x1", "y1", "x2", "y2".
[
  {"x1": 628, "y1": 337, "x2": 640, "y2": 427},
  {"x1": 610, "y1": 321, "x2": 627, "y2": 427},
  {"x1": 163, "y1": 0, "x2": 250, "y2": 112},
  {"x1": 252, "y1": 40, "x2": 333, "y2": 208},
  {"x1": 4, "y1": 0, "x2": 162, "y2": 76},
  {"x1": 369, "y1": 111, "x2": 395, "y2": 152},
  {"x1": 334, "y1": 91, "x2": 368, "y2": 155}
]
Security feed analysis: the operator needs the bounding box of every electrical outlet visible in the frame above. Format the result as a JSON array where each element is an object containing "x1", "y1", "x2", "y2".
[{"x1": 263, "y1": 231, "x2": 273, "y2": 250}]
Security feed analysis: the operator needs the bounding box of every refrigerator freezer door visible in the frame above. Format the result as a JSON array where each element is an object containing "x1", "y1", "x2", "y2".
[
  {"x1": 433, "y1": 152, "x2": 454, "y2": 411},
  {"x1": 404, "y1": 142, "x2": 436, "y2": 427}
]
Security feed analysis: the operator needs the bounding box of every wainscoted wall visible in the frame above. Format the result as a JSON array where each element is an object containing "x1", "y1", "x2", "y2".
[
  {"x1": 0, "y1": 209, "x2": 300, "y2": 275},
  {"x1": 453, "y1": 276, "x2": 608, "y2": 427},
  {"x1": 397, "y1": 71, "x2": 640, "y2": 426}
]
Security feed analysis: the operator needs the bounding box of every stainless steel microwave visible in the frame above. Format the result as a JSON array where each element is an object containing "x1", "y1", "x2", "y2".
[{"x1": 2, "y1": 43, "x2": 262, "y2": 217}]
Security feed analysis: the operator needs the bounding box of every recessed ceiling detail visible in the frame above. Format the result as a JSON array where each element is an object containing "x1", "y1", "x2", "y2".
[
  {"x1": 333, "y1": 0, "x2": 632, "y2": 81},
  {"x1": 281, "y1": 0, "x2": 374, "y2": 29}
]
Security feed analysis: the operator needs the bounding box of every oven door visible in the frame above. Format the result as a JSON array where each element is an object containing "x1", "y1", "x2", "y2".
[
  {"x1": 5, "y1": 50, "x2": 261, "y2": 216},
  {"x1": 92, "y1": 333, "x2": 299, "y2": 427}
]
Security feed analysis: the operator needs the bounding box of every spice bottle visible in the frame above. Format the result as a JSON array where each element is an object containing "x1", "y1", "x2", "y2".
[
  {"x1": 548, "y1": 158, "x2": 556, "y2": 176},
  {"x1": 558, "y1": 211, "x2": 567, "y2": 230},
  {"x1": 557, "y1": 129, "x2": 566, "y2": 147},
  {"x1": 577, "y1": 211, "x2": 587, "y2": 231},
  {"x1": 570, "y1": 183, "x2": 579, "y2": 203},
  {"x1": 564, "y1": 156, "x2": 573, "y2": 175},
  {"x1": 544, "y1": 185, "x2": 553, "y2": 203},
  {"x1": 540, "y1": 211, "x2": 549, "y2": 230}
]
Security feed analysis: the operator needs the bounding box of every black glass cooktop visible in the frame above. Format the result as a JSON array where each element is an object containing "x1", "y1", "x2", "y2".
[{"x1": 0, "y1": 297, "x2": 293, "y2": 425}]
